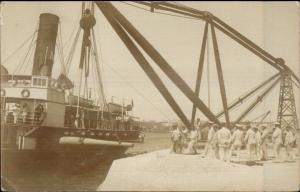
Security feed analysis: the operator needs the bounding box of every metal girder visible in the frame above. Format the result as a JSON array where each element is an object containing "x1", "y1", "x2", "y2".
[
  {"x1": 216, "y1": 73, "x2": 280, "y2": 118},
  {"x1": 233, "y1": 76, "x2": 281, "y2": 126},
  {"x1": 210, "y1": 23, "x2": 230, "y2": 127},
  {"x1": 95, "y1": 2, "x2": 192, "y2": 129},
  {"x1": 277, "y1": 73, "x2": 298, "y2": 130},
  {"x1": 191, "y1": 21, "x2": 209, "y2": 125},
  {"x1": 211, "y1": 21, "x2": 282, "y2": 72},
  {"x1": 98, "y1": 2, "x2": 220, "y2": 125},
  {"x1": 200, "y1": 73, "x2": 280, "y2": 128},
  {"x1": 133, "y1": 1, "x2": 300, "y2": 83},
  {"x1": 134, "y1": 1, "x2": 204, "y2": 20}
]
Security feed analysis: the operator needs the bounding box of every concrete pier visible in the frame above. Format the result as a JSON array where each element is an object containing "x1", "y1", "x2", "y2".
[{"x1": 98, "y1": 149, "x2": 299, "y2": 191}]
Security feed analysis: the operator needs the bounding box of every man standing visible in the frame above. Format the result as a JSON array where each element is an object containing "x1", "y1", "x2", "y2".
[
  {"x1": 229, "y1": 124, "x2": 244, "y2": 162},
  {"x1": 255, "y1": 127, "x2": 262, "y2": 160},
  {"x1": 11, "y1": 103, "x2": 20, "y2": 124},
  {"x1": 217, "y1": 124, "x2": 231, "y2": 162},
  {"x1": 284, "y1": 126, "x2": 295, "y2": 161},
  {"x1": 272, "y1": 122, "x2": 283, "y2": 161},
  {"x1": 203, "y1": 121, "x2": 215, "y2": 157},
  {"x1": 21, "y1": 103, "x2": 29, "y2": 124},
  {"x1": 170, "y1": 124, "x2": 182, "y2": 153},
  {"x1": 187, "y1": 127, "x2": 198, "y2": 154},
  {"x1": 260, "y1": 125, "x2": 270, "y2": 161},
  {"x1": 244, "y1": 126, "x2": 257, "y2": 162}
]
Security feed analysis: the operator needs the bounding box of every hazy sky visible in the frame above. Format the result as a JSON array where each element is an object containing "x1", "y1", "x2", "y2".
[{"x1": 1, "y1": 2, "x2": 299, "y2": 122}]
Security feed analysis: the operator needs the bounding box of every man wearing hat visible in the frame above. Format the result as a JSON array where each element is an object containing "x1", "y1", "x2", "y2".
[
  {"x1": 216, "y1": 123, "x2": 231, "y2": 162},
  {"x1": 229, "y1": 124, "x2": 244, "y2": 162},
  {"x1": 272, "y1": 122, "x2": 283, "y2": 161},
  {"x1": 170, "y1": 124, "x2": 182, "y2": 153},
  {"x1": 203, "y1": 121, "x2": 215, "y2": 157},
  {"x1": 244, "y1": 125, "x2": 257, "y2": 162},
  {"x1": 260, "y1": 125, "x2": 269, "y2": 160},
  {"x1": 284, "y1": 126, "x2": 295, "y2": 161},
  {"x1": 255, "y1": 126, "x2": 262, "y2": 160}
]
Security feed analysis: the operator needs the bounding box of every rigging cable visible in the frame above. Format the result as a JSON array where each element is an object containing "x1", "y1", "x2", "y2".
[
  {"x1": 66, "y1": 27, "x2": 81, "y2": 75},
  {"x1": 2, "y1": 30, "x2": 37, "y2": 66},
  {"x1": 20, "y1": 38, "x2": 36, "y2": 74},
  {"x1": 13, "y1": 31, "x2": 37, "y2": 75},
  {"x1": 62, "y1": 12, "x2": 82, "y2": 54},
  {"x1": 57, "y1": 23, "x2": 67, "y2": 74},
  {"x1": 91, "y1": 28, "x2": 107, "y2": 107},
  {"x1": 102, "y1": 61, "x2": 172, "y2": 122}
]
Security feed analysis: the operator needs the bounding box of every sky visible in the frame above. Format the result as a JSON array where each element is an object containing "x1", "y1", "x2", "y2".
[{"x1": 1, "y1": 1, "x2": 299, "y2": 123}]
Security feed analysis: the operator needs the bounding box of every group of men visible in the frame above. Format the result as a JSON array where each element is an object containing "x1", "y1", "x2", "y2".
[
  {"x1": 170, "y1": 119, "x2": 201, "y2": 154},
  {"x1": 171, "y1": 120, "x2": 297, "y2": 162},
  {"x1": 5, "y1": 102, "x2": 44, "y2": 124}
]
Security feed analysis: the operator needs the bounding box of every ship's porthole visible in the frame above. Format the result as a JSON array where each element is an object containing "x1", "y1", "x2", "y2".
[
  {"x1": 21, "y1": 89, "x2": 30, "y2": 98},
  {"x1": 0, "y1": 89, "x2": 5, "y2": 97}
]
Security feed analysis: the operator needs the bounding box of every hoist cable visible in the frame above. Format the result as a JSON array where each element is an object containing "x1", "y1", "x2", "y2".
[{"x1": 66, "y1": 27, "x2": 81, "y2": 75}]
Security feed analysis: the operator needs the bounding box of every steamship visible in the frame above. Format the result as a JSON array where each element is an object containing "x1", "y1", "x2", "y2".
[{"x1": 1, "y1": 3, "x2": 142, "y2": 160}]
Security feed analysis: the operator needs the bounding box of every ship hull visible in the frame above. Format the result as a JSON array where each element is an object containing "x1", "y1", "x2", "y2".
[{"x1": 1, "y1": 123, "x2": 139, "y2": 156}]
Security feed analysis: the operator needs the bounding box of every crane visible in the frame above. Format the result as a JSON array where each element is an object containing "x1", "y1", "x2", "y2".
[{"x1": 92, "y1": 1, "x2": 299, "y2": 130}]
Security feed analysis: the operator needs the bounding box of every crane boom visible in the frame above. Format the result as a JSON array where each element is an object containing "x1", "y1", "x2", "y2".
[{"x1": 133, "y1": 1, "x2": 300, "y2": 84}]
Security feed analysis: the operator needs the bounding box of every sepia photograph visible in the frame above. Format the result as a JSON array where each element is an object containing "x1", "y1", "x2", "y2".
[{"x1": 1, "y1": 1, "x2": 299, "y2": 191}]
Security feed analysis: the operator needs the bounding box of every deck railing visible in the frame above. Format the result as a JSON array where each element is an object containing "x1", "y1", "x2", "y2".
[{"x1": 1, "y1": 110, "x2": 46, "y2": 126}]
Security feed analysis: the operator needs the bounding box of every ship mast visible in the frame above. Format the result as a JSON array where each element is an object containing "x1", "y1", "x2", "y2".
[{"x1": 76, "y1": 1, "x2": 107, "y2": 118}]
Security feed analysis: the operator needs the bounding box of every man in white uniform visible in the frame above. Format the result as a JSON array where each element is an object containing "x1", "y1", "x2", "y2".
[
  {"x1": 187, "y1": 127, "x2": 199, "y2": 154},
  {"x1": 217, "y1": 124, "x2": 231, "y2": 162},
  {"x1": 244, "y1": 126, "x2": 257, "y2": 162},
  {"x1": 229, "y1": 124, "x2": 244, "y2": 162},
  {"x1": 170, "y1": 124, "x2": 182, "y2": 153},
  {"x1": 284, "y1": 126, "x2": 295, "y2": 161},
  {"x1": 272, "y1": 122, "x2": 283, "y2": 161},
  {"x1": 203, "y1": 121, "x2": 215, "y2": 157},
  {"x1": 255, "y1": 126, "x2": 262, "y2": 160},
  {"x1": 260, "y1": 125, "x2": 270, "y2": 161}
]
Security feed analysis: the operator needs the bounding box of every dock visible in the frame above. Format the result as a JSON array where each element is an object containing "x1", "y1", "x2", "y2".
[{"x1": 98, "y1": 149, "x2": 299, "y2": 191}]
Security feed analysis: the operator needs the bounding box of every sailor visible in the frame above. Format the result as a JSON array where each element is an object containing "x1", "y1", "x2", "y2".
[
  {"x1": 11, "y1": 103, "x2": 21, "y2": 124},
  {"x1": 203, "y1": 121, "x2": 215, "y2": 157},
  {"x1": 187, "y1": 127, "x2": 198, "y2": 154},
  {"x1": 216, "y1": 124, "x2": 231, "y2": 162},
  {"x1": 255, "y1": 126, "x2": 262, "y2": 160},
  {"x1": 170, "y1": 124, "x2": 182, "y2": 153},
  {"x1": 260, "y1": 125, "x2": 269, "y2": 161},
  {"x1": 272, "y1": 122, "x2": 283, "y2": 161},
  {"x1": 229, "y1": 124, "x2": 244, "y2": 162},
  {"x1": 284, "y1": 126, "x2": 295, "y2": 161},
  {"x1": 244, "y1": 125, "x2": 257, "y2": 162},
  {"x1": 21, "y1": 103, "x2": 29, "y2": 124},
  {"x1": 34, "y1": 104, "x2": 44, "y2": 123},
  {"x1": 180, "y1": 125, "x2": 189, "y2": 149},
  {"x1": 75, "y1": 110, "x2": 81, "y2": 128},
  {"x1": 195, "y1": 118, "x2": 202, "y2": 143}
]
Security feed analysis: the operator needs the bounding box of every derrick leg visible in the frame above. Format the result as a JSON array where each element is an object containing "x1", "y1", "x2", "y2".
[{"x1": 277, "y1": 73, "x2": 298, "y2": 130}]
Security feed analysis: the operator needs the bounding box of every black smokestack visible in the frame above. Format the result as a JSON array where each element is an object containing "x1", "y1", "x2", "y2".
[{"x1": 32, "y1": 13, "x2": 59, "y2": 76}]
